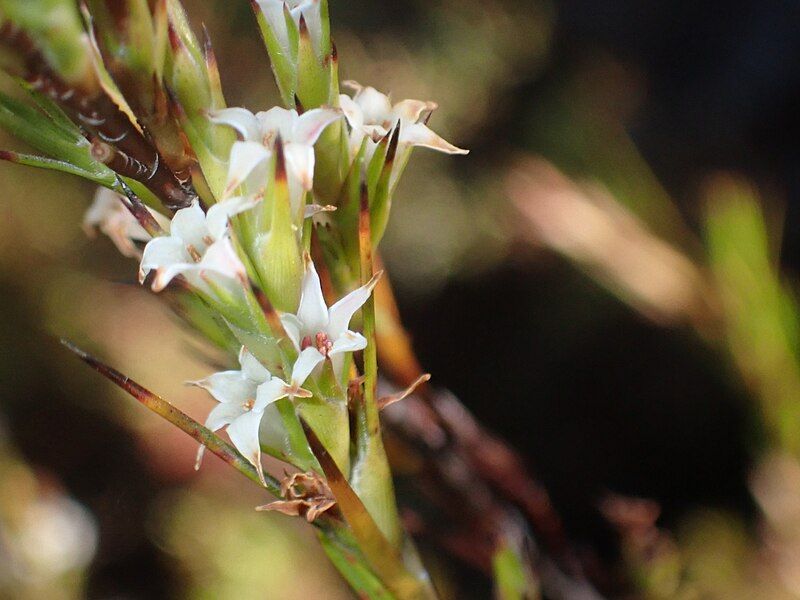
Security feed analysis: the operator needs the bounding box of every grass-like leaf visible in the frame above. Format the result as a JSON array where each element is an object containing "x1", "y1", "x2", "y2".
[
  {"x1": 301, "y1": 418, "x2": 435, "y2": 599},
  {"x1": 61, "y1": 339, "x2": 281, "y2": 496}
]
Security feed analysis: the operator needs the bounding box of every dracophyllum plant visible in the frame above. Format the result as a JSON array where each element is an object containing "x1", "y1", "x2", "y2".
[{"x1": 0, "y1": 0, "x2": 467, "y2": 597}]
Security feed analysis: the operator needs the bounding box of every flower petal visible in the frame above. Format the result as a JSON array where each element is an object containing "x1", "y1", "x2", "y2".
[
  {"x1": 280, "y1": 313, "x2": 303, "y2": 350},
  {"x1": 350, "y1": 84, "x2": 393, "y2": 125},
  {"x1": 393, "y1": 99, "x2": 437, "y2": 123},
  {"x1": 255, "y1": 106, "x2": 295, "y2": 146},
  {"x1": 284, "y1": 142, "x2": 315, "y2": 191},
  {"x1": 226, "y1": 409, "x2": 265, "y2": 477},
  {"x1": 193, "y1": 371, "x2": 256, "y2": 405},
  {"x1": 329, "y1": 330, "x2": 368, "y2": 356},
  {"x1": 255, "y1": 0, "x2": 291, "y2": 51},
  {"x1": 210, "y1": 107, "x2": 262, "y2": 142},
  {"x1": 139, "y1": 236, "x2": 190, "y2": 282},
  {"x1": 151, "y1": 262, "x2": 194, "y2": 292},
  {"x1": 289, "y1": 0, "x2": 323, "y2": 52},
  {"x1": 205, "y1": 400, "x2": 246, "y2": 431},
  {"x1": 291, "y1": 347, "x2": 325, "y2": 388},
  {"x1": 224, "y1": 141, "x2": 271, "y2": 196},
  {"x1": 304, "y1": 204, "x2": 336, "y2": 219},
  {"x1": 170, "y1": 201, "x2": 209, "y2": 248},
  {"x1": 326, "y1": 270, "x2": 382, "y2": 341},
  {"x1": 206, "y1": 195, "x2": 261, "y2": 240},
  {"x1": 293, "y1": 107, "x2": 342, "y2": 146},
  {"x1": 339, "y1": 94, "x2": 364, "y2": 131},
  {"x1": 401, "y1": 122, "x2": 469, "y2": 155},
  {"x1": 254, "y1": 377, "x2": 290, "y2": 412},
  {"x1": 239, "y1": 347, "x2": 271, "y2": 383},
  {"x1": 296, "y1": 256, "x2": 329, "y2": 336},
  {"x1": 198, "y1": 237, "x2": 247, "y2": 282}
]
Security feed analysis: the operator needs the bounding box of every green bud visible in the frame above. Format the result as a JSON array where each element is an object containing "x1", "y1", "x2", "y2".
[
  {"x1": 0, "y1": 0, "x2": 96, "y2": 90},
  {"x1": 295, "y1": 15, "x2": 329, "y2": 109},
  {"x1": 254, "y1": 145, "x2": 303, "y2": 312},
  {"x1": 164, "y1": 0, "x2": 233, "y2": 200}
]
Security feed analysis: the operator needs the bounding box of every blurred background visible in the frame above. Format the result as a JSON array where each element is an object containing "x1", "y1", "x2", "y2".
[{"x1": 2, "y1": 0, "x2": 800, "y2": 597}]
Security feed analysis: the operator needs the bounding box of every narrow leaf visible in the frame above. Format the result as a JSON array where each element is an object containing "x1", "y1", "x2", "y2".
[
  {"x1": 61, "y1": 339, "x2": 281, "y2": 495},
  {"x1": 301, "y1": 418, "x2": 433, "y2": 599}
]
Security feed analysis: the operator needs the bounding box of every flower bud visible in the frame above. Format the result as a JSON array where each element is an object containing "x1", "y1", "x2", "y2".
[
  {"x1": 254, "y1": 142, "x2": 303, "y2": 312},
  {"x1": 164, "y1": 0, "x2": 233, "y2": 199},
  {"x1": 0, "y1": 0, "x2": 97, "y2": 92}
]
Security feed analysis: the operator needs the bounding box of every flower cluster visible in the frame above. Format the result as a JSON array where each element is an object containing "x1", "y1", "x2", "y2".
[
  {"x1": 84, "y1": 76, "x2": 465, "y2": 479},
  {"x1": 0, "y1": 0, "x2": 468, "y2": 595}
]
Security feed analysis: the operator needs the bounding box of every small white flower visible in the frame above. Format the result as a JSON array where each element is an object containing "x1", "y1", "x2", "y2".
[
  {"x1": 255, "y1": 0, "x2": 324, "y2": 55},
  {"x1": 193, "y1": 347, "x2": 315, "y2": 482},
  {"x1": 139, "y1": 199, "x2": 255, "y2": 296},
  {"x1": 280, "y1": 255, "x2": 382, "y2": 378},
  {"x1": 212, "y1": 105, "x2": 341, "y2": 211},
  {"x1": 83, "y1": 188, "x2": 168, "y2": 258},
  {"x1": 340, "y1": 81, "x2": 469, "y2": 162}
]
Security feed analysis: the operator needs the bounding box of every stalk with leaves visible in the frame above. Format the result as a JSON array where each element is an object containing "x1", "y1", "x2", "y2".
[{"x1": 0, "y1": 0, "x2": 486, "y2": 597}]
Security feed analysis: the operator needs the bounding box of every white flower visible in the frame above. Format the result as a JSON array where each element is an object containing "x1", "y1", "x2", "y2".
[
  {"x1": 340, "y1": 81, "x2": 469, "y2": 163},
  {"x1": 255, "y1": 0, "x2": 324, "y2": 55},
  {"x1": 83, "y1": 188, "x2": 168, "y2": 258},
  {"x1": 193, "y1": 347, "x2": 315, "y2": 482},
  {"x1": 212, "y1": 105, "x2": 341, "y2": 211},
  {"x1": 139, "y1": 199, "x2": 255, "y2": 295},
  {"x1": 280, "y1": 255, "x2": 382, "y2": 378}
]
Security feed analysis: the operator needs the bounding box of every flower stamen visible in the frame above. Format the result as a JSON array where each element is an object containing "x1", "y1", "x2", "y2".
[{"x1": 186, "y1": 243, "x2": 203, "y2": 262}]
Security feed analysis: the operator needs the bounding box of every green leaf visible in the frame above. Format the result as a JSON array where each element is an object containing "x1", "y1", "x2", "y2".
[
  {"x1": 492, "y1": 543, "x2": 538, "y2": 600},
  {"x1": 16, "y1": 78, "x2": 82, "y2": 138},
  {"x1": 301, "y1": 419, "x2": 435, "y2": 599},
  {"x1": 704, "y1": 175, "x2": 800, "y2": 453},
  {"x1": 250, "y1": 0, "x2": 296, "y2": 107},
  {"x1": 61, "y1": 339, "x2": 281, "y2": 495},
  {"x1": 317, "y1": 528, "x2": 396, "y2": 600},
  {"x1": 295, "y1": 14, "x2": 330, "y2": 109}
]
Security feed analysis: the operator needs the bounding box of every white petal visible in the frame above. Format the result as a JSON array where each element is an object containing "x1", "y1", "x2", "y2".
[
  {"x1": 193, "y1": 371, "x2": 256, "y2": 405},
  {"x1": 284, "y1": 142, "x2": 315, "y2": 191},
  {"x1": 343, "y1": 80, "x2": 364, "y2": 94},
  {"x1": 255, "y1": 107, "x2": 295, "y2": 146},
  {"x1": 198, "y1": 237, "x2": 246, "y2": 282},
  {"x1": 205, "y1": 401, "x2": 246, "y2": 431},
  {"x1": 151, "y1": 262, "x2": 194, "y2": 292},
  {"x1": 291, "y1": 347, "x2": 325, "y2": 387},
  {"x1": 196, "y1": 401, "x2": 246, "y2": 470},
  {"x1": 85, "y1": 189, "x2": 151, "y2": 258},
  {"x1": 294, "y1": 107, "x2": 342, "y2": 146},
  {"x1": 296, "y1": 256, "x2": 329, "y2": 335},
  {"x1": 255, "y1": 0, "x2": 291, "y2": 51},
  {"x1": 400, "y1": 122, "x2": 469, "y2": 155},
  {"x1": 226, "y1": 409, "x2": 265, "y2": 475},
  {"x1": 280, "y1": 313, "x2": 302, "y2": 350},
  {"x1": 206, "y1": 195, "x2": 261, "y2": 240},
  {"x1": 224, "y1": 141, "x2": 271, "y2": 196},
  {"x1": 329, "y1": 330, "x2": 368, "y2": 356},
  {"x1": 239, "y1": 347, "x2": 271, "y2": 383},
  {"x1": 84, "y1": 188, "x2": 120, "y2": 226},
  {"x1": 339, "y1": 94, "x2": 364, "y2": 132},
  {"x1": 326, "y1": 271, "x2": 382, "y2": 341},
  {"x1": 392, "y1": 99, "x2": 437, "y2": 123},
  {"x1": 170, "y1": 201, "x2": 209, "y2": 249},
  {"x1": 210, "y1": 107, "x2": 262, "y2": 142},
  {"x1": 139, "y1": 236, "x2": 190, "y2": 281},
  {"x1": 352, "y1": 86, "x2": 393, "y2": 125},
  {"x1": 290, "y1": 0, "x2": 323, "y2": 51},
  {"x1": 254, "y1": 377, "x2": 290, "y2": 412},
  {"x1": 304, "y1": 204, "x2": 336, "y2": 219}
]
